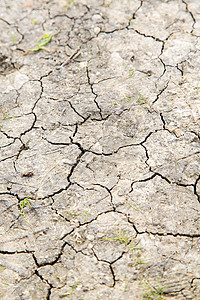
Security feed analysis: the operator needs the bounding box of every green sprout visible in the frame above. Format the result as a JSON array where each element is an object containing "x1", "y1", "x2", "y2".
[
  {"x1": 134, "y1": 251, "x2": 147, "y2": 265},
  {"x1": 195, "y1": 84, "x2": 199, "y2": 94},
  {"x1": 19, "y1": 197, "x2": 32, "y2": 215},
  {"x1": 83, "y1": 210, "x2": 92, "y2": 222},
  {"x1": 65, "y1": 210, "x2": 80, "y2": 217},
  {"x1": 65, "y1": 0, "x2": 75, "y2": 9},
  {"x1": 23, "y1": 34, "x2": 54, "y2": 55},
  {"x1": 1, "y1": 107, "x2": 16, "y2": 120},
  {"x1": 9, "y1": 32, "x2": 17, "y2": 45},
  {"x1": 60, "y1": 281, "x2": 80, "y2": 297},
  {"x1": 128, "y1": 200, "x2": 140, "y2": 211},
  {"x1": 101, "y1": 226, "x2": 134, "y2": 244},
  {"x1": 0, "y1": 265, "x2": 6, "y2": 272},
  {"x1": 138, "y1": 92, "x2": 148, "y2": 104},
  {"x1": 142, "y1": 281, "x2": 165, "y2": 300},
  {"x1": 19, "y1": 197, "x2": 32, "y2": 224},
  {"x1": 129, "y1": 69, "x2": 134, "y2": 77},
  {"x1": 129, "y1": 240, "x2": 142, "y2": 251}
]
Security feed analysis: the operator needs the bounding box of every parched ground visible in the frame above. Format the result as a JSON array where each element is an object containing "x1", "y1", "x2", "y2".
[{"x1": 0, "y1": 0, "x2": 200, "y2": 299}]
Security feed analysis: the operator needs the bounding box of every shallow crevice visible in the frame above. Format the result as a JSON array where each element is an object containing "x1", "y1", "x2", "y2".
[
  {"x1": 34, "y1": 269, "x2": 53, "y2": 300},
  {"x1": 194, "y1": 175, "x2": 200, "y2": 203},
  {"x1": 129, "y1": 173, "x2": 157, "y2": 193},
  {"x1": 63, "y1": 241, "x2": 90, "y2": 257},
  {"x1": 86, "y1": 66, "x2": 102, "y2": 118},
  {"x1": 133, "y1": 28, "x2": 163, "y2": 44},
  {"x1": 139, "y1": 230, "x2": 200, "y2": 238},
  {"x1": 32, "y1": 242, "x2": 67, "y2": 267},
  {"x1": 93, "y1": 183, "x2": 115, "y2": 209},
  {"x1": 159, "y1": 112, "x2": 166, "y2": 130},
  {"x1": 31, "y1": 79, "x2": 44, "y2": 111},
  {"x1": 49, "y1": 196, "x2": 71, "y2": 223},
  {"x1": 92, "y1": 248, "x2": 125, "y2": 287},
  {"x1": 19, "y1": 112, "x2": 37, "y2": 138},
  {"x1": 68, "y1": 100, "x2": 86, "y2": 120},
  {"x1": 182, "y1": 0, "x2": 196, "y2": 34},
  {"x1": 150, "y1": 170, "x2": 171, "y2": 184},
  {"x1": 152, "y1": 81, "x2": 169, "y2": 105},
  {"x1": 0, "y1": 249, "x2": 33, "y2": 254},
  {"x1": 131, "y1": 0, "x2": 143, "y2": 21}
]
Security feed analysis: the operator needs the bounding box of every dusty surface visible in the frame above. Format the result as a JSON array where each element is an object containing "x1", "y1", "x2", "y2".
[{"x1": 0, "y1": 0, "x2": 200, "y2": 299}]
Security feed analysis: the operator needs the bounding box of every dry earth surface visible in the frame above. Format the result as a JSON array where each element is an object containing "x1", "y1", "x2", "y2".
[{"x1": 0, "y1": 0, "x2": 200, "y2": 299}]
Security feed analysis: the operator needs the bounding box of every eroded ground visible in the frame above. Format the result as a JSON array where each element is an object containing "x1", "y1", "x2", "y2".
[{"x1": 0, "y1": 0, "x2": 200, "y2": 299}]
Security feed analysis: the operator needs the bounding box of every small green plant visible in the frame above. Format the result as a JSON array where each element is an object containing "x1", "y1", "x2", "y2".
[
  {"x1": 128, "y1": 199, "x2": 140, "y2": 211},
  {"x1": 101, "y1": 226, "x2": 134, "y2": 244},
  {"x1": 66, "y1": 210, "x2": 79, "y2": 216},
  {"x1": 142, "y1": 281, "x2": 165, "y2": 300},
  {"x1": 23, "y1": 34, "x2": 54, "y2": 55},
  {"x1": 9, "y1": 32, "x2": 17, "y2": 45},
  {"x1": 32, "y1": 19, "x2": 37, "y2": 25},
  {"x1": 19, "y1": 197, "x2": 32, "y2": 224},
  {"x1": 60, "y1": 281, "x2": 80, "y2": 297},
  {"x1": 0, "y1": 265, "x2": 6, "y2": 272},
  {"x1": 195, "y1": 84, "x2": 199, "y2": 94},
  {"x1": 129, "y1": 69, "x2": 134, "y2": 77},
  {"x1": 129, "y1": 240, "x2": 142, "y2": 251},
  {"x1": 65, "y1": 0, "x2": 75, "y2": 9},
  {"x1": 19, "y1": 197, "x2": 32, "y2": 215},
  {"x1": 124, "y1": 283, "x2": 130, "y2": 292},
  {"x1": 124, "y1": 95, "x2": 131, "y2": 102},
  {"x1": 1, "y1": 107, "x2": 15, "y2": 120},
  {"x1": 138, "y1": 92, "x2": 148, "y2": 104},
  {"x1": 83, "y1": 210, "x2": 91, "y2": 222},
  {"x1": 134, "y1": 251, "x2": 147, "y2": 265},
  {"x1": 123, "y1": 95, "x2": 135, "y2": 103},
  {"x1": 2, "y1": 112, "x2": 12, "y2": 120}
]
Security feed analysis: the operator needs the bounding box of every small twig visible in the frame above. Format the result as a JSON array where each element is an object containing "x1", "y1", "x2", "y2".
[
  {"x1": 57, "y1": 48, "x2": 81, "y2": 69},
  {"x1": 162, "y1": 251, "x2": 176, "y2": 271}
]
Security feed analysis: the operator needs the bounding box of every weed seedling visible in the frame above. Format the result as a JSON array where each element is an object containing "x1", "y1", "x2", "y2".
[
  {"x1": 142, "y1": 281, "x2": 165, "y2": 300},
  {"x1": 60, "y1": 281, "x2": 80, "y2": 297},
  {"x1": 83, "y1": 210, "x2": 91, "y2": 221},
  {"x1": 102, "y1": 226, "x2": 134, "y2": 244},
  {"x1": 65, "y1": 210, "x2": 80, "y2": 217},
  {"x1": 129, "y1": 240, "x2": 142, "y2": 251},
  {"x1": 9, "y1": 32, "x2": 17, "y2": 45},
  {"x1": 0, "y1": 265, "x2": 6, "y2": 272},
  {"x1": 195, "y1": 84, "x2": 199, "y2": 94},
  {"x1": 65, "y1": 0, "x2": 75, "y2": 9},
  {"x1": 19, "y1": 197, "x2": 32, "y2": 215},
  {"x1": 1, "y1": 107, "x2": 16, "y2": 120},
  {"x1": 19, "y1": 197, "x2": 32, "y2": 224},
  {"x1": 128, "y1": 200, "x2": 140, "y2": 211},
  {"x1": 138, "y1": 92, "x2": 148, "y2": 104},
  {"x1": 129, "y1": 69, "x2": 134, "y2": 77},
  {"x1": 23, "y1": 34, "x2": 54, "y2": 55},
  {"x1": 134, "y1": 251, "x2": 147, "y2": 265}
]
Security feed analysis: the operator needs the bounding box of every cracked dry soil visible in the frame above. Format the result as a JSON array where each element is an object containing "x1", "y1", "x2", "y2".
[{"x1": 0, "y1": 0, "x2": 200, "y2": 299}]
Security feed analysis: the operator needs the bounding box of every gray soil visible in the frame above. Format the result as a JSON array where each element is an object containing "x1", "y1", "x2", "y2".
[{"x1": 0, "y1": 0, "x2": 200, "y2": 299}]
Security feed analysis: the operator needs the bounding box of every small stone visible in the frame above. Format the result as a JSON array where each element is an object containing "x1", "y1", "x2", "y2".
[
  {"x1": 173, "y1": 128, "x2": 184, "y2": 137},
  {"x1": 94, "y1": 27, "x2": 101, "y2": 34}
]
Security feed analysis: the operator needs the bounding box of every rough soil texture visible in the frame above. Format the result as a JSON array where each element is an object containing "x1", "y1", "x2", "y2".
[{"x1": 0, "y1": 0, "x2": 200, "y2": 299}]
